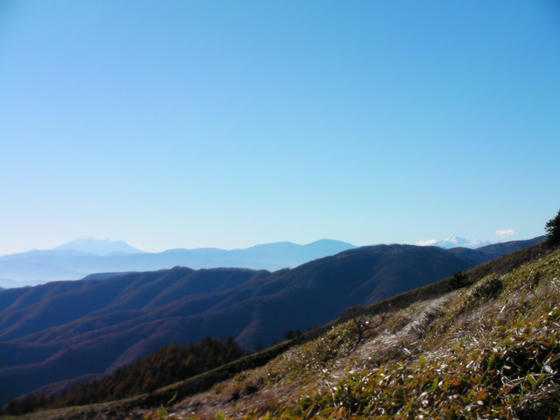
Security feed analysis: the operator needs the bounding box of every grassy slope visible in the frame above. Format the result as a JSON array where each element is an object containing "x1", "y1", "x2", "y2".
[
  {"x1": 167, "y1": 245, "x2": 560, "y2": 419},
  {"x1": 9, "y1": 243, "x2": 557, "y2": 419}
]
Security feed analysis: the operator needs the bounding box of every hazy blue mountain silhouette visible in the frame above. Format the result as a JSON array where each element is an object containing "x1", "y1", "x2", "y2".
[
  {"x1": 0, "y1": 239, "x2": 355, "y2": 287},
  {"x1": 54, "y1": 238, "x2": 144, "y2": 256},
  {"x1": 0, "y1": 236, "x2": 543, "y2": 403}
]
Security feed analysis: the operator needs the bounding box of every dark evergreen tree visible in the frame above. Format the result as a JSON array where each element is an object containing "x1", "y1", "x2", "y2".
[{"x1": 545, "y1": 209, "x2": 560, "y2": 248}]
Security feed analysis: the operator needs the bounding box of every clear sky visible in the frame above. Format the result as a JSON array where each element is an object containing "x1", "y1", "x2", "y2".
[{"x1": 1, "y1": 0, "x2": 559, "y2": 255}]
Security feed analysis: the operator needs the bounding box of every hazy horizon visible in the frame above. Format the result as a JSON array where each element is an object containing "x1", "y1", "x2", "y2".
[
  {"x1": 0, "y1": 237, "x2": 356, "y2": 256},
  {"x1": 0, "y1": 234, "x2": 545, "y2": 258},
  {"x1": 1, "y1": 1, "x2": 558, "y2": 255}
]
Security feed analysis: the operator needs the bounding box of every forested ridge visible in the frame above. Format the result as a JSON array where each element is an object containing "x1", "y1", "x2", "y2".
[{"x1": 2, "y1": 337, "x2": 245, "y2": 415}]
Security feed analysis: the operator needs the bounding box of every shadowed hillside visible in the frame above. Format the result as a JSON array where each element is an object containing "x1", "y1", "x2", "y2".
[
  {"x1": 1, "y1": 337, "x2": 246, "y2": 414},
  {"x1": 1, "y1": 238, "x2": 555, "y2": 419},
  {"x1": 0, "y1": 238, "x2": 543, "y2": 405},
  {"x1": 0, "y1": 245, "x2": 469, "y2": 403}
]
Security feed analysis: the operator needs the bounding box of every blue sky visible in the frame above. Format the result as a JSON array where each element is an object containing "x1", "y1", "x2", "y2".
[{"x1": 1, "y1": 1, "x2": 559, "y2": 255}]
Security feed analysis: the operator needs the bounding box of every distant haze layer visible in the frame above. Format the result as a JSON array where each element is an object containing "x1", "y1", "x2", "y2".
[{"x1": 0, "y1": 239, "x2": 355, "y2": 287}]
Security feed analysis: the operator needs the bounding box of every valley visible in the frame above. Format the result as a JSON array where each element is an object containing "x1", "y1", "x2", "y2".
[{"x1": 0, "y1": 237, "x2": 544, "y2": 407}]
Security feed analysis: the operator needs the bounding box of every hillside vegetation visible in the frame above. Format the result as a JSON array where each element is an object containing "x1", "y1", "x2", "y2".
[
  {"x1": 5, "y1": 239, "x2": 538, "y2": 403},
  {"x1": 5, "y1": 240, "x2": 557, "y2": 419},
  {"x1": 159, "y1": 246, "x2": 560, "y2": 419},
  {"x1": 1, "y1": 337, "x2": 245, "y2": 415}
]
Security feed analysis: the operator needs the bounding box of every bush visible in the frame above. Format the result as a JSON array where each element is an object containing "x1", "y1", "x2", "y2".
[
  {"x1": 284, "y1": 329, "x2": 302, "y2": 340},
  {"x1": 342, "y1": 305, "x2": 385, "y2": 352},
  {"x1": 450, "y1": 271, "x2": 468, "y2": 288}
]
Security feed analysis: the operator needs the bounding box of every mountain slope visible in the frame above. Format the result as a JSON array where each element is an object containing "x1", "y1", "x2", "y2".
[
  {"x1": 0, "y1": 244, "x2": 475, "y2": 403},
  {"x1": 474, "y1": 235, "x2": 546, "y2": 259},
  {"x1": 5, "y1": 239, "x2": 556, "y2": 419},
  {"x1": 161, "y1": 246, "x2": 559, "y2": 420},
  {"x1": 446, "y1": 235, "x2": 546, "y2": 265},
  {"x1": 0, "y1": 237, "x2": 544, "y2": 405}
]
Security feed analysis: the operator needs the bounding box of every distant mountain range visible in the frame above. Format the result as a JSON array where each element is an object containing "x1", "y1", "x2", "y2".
[
  {"x1": 0, "y1": 236, "x2": 540, "y2": 288},
  {"x1": 0, "y1": 235, "x2": 544, "y2": 403},
  {"x1": 0, "y1": 239, "x2": 355, "y2": 288},
  {"x1": 54, "y1": 238, "x2": 144, "y2": 256}
]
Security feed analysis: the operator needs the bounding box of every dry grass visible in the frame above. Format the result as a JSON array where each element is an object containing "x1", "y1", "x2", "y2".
[
  {"x1": 157, "y1": 249, "x2": 560, "y2": 419},
  {"x1": 12, "y1": 243, "x2": 557, "y2": 420}
]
